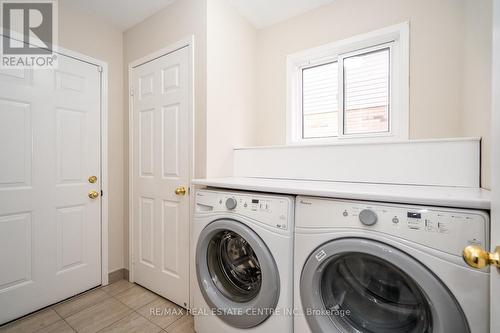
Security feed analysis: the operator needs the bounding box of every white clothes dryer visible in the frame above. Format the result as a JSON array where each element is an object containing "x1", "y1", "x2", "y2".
[{"x1": 294, "y1": 196, "x2": 490, "y2": 333}]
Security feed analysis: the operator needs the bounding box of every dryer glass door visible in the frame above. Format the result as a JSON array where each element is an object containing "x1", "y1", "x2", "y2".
[{"x1": 300, "y1": 238, "x2": 469, "y2": 333}]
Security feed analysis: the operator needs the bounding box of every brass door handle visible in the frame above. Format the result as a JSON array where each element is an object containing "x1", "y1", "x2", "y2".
[
  {"x1": 463, "y1": 245, "x2": 500, "y2": 269},
  {"x1": 88, "y1": 191, "x2": 99, "y2": 199},
  {"x1": 88, "y1": 175, "x2": 97, "y2": 184},
  {"x1": 175, "y1": 186, "x2": 187, "y2": 196}
]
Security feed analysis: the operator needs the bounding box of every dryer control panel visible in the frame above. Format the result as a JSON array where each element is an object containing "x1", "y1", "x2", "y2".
[
  {"x1": 296, "y1": 196, "x2": 489, "y2": 257},
  {"x1": 195, "y1": 190, "x2": 294, "y2": 231}
]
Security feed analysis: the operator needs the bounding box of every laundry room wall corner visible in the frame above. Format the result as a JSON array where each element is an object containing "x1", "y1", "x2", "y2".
[{"x1": 206, "y1": 0, "x2": 258, "y2": 177}]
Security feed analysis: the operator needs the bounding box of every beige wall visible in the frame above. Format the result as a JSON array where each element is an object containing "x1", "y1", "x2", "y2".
[
  {"x1": 123, "y1": 0, "x2": 207, "y2": 269},
  {"x1": 254, "y1": 0, "x2": 492, "y2": 187},
  {"x1": 206, "y1": 0, "x2": 258, "y2": 177},
  {"x1": 463, "y1": 0, "x2": 492, "y2": 188},
  {"x1": 59, "y1": 4, "x2": 125, "y2": 272}
]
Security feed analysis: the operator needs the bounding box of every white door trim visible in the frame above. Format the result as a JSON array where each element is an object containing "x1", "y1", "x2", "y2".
[
  {"x1": 128, "y1": 35, "x2": 195, "y2": 287},
  {"x1": 0, "y1": 32, "x2": 109, "y2": 286},
  {"x1": 490, "y1": 1, "x2": 500, "y2": 331}
]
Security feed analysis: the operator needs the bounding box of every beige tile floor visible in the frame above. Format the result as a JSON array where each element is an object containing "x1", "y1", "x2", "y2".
[{"x1": 0, "y1": 280, "x2": 195, "y2": 333}]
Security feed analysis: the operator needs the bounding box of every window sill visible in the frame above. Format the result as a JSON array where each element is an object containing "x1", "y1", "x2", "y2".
[{"x1": 234, "y1": 137, "x2": 481, "y2": 151}]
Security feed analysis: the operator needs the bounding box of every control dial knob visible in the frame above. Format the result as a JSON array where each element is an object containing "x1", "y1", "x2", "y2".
[
  {"x1": 359, "y1": 209, "x2": 378, "y2": 226},
  {"x1": 225, "y1": 197, "x2": 237, "y2": 210}
]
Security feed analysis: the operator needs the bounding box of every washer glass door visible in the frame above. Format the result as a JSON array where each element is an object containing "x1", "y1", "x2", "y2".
[
  {"x1": 321, "y1": 253, "x2": 431, "y2": 332},
  {"x1": 300, "y1": 238, "x2": 469, "y2": 333},
  {"x1": 196, "y1": 219, "x2": 280, "y2": 328},
  {"x1": 207, "y1": 230, "x2": 262, "y2": 303}
]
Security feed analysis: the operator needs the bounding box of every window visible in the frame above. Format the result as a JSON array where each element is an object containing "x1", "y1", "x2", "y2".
[
  {"x1": 343, "y1": 48, "x2": 390, "y2": 135},
  {"x1": 302, "y1": 62, "x2": 338, "y2": 138},
  {"x1": 287, "y1": 23, "x2": 409, "y2": 144}
]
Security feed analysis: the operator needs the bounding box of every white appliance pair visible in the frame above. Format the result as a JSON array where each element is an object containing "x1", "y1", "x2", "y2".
[{"x1": 193, "y1": 189, "x2": 490, "y2": 333}]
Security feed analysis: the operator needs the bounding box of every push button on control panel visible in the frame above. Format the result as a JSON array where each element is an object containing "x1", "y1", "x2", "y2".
[
  {"x1": 438, "y1": 221, "x2": 450, "y2": 233},
  {"x1": 424, "y1": 219, "x2": 436, "y2": 232}
]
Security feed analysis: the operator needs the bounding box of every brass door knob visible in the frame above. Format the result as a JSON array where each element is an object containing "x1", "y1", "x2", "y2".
[
  {"x1": 175, "y1": 186, "x2": 187, "y2": 196},
  {"x1": 88, "y1": 175, "x2": 97, "y2": 184},
  {"x1": 88, "y1": 191, "x2": 99, "y2": 199},
  {"x1": 463, "y1": 245, "x2": 500, "y2": 269}
]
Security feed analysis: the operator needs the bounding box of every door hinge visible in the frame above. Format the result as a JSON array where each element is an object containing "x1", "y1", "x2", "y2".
[
  {"x1": 98, "y1": 66, "x2": 103, "y2": 73},
  {"x1": 130, "y1": 86, "x2": 134, "y2": 96}
]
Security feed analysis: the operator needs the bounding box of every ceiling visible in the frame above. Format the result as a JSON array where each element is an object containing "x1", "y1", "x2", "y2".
[
  {"x1": 62, "y1": 0, "x2": 335, "y2": 31},
  {"x1": 62, "y1": 0, "x2": 176, "y2": 31},
  {"x1": 228, "y1": 0, "x2": 336, "y2": 29}
]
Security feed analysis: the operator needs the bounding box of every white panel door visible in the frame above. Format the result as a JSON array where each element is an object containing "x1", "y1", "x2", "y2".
[
  {"x1": 131, "y1": 46, "x2": 191, "y2": 308},
  {"x1": 0, "y1": 54, "x2": 102, "y2": 324}
]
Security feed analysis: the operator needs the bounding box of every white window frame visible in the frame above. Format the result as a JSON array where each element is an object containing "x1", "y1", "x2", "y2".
[{"x1": 286, "y1": 22, "x2": 410, "y2": 144}]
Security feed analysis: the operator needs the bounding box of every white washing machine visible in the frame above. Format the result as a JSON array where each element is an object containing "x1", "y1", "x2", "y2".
[
  {"x1": 193, "y1": 189, "x2": 294, "y2": 333},
  {"x1": 294, "y1": 196, "x2": 490, "y2": 333}
]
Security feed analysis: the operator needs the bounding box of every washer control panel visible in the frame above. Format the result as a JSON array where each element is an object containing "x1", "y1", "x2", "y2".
[
  {"x1": 196, "y1": 190, "x2": 293, "y2": 231},
  {"x1": 297, "y1": 196, "x2": 489, "y2": 257}
]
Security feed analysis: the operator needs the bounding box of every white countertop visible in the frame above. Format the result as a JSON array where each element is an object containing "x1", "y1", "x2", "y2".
[{"x1": 192, "y1": 177, "x2": 491, "y2": 210}]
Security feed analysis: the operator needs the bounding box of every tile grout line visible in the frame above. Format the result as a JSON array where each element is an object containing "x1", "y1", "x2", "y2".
[
  {"x1": 63, "y1": 291, "x2": 133, "y2": 333},
  {"x1": 48, "y1": 286, "x2": 112, "y2": 332},
  {"x1": 60, "y1": 316, "x2": 78, "y2": 333},
  {"x1": 133, "y1": 303, "x2": 186, "y2": 332},
  {"x1": 88, "y1": 288, "x2": 146, "y2": 333},
  {"x1": 91, "y1": 300, "x2": 135, "y2": 333},
  {"x1": 163, "y1": 313, "x2": 187, "y2": 332},
  {"x1": 52, "y1": 291, "x2": 104, "y2": 316},
  {"x1": 125, "y1": 295, "x2": 187, "y2": 332},
  {"x1": 93, "y1": 313, "x2": 132, "y2": 333},
  {"x1": 107, "y1": 292, "x2": 167, "y2": 331},
  {"x1": 53, "y1": 303, "x2": 79, "y2": 333},
  {"x1": 30, "y1": 309, "x2": 64, "y2": 333},
  {"x1": 94, "y1": 290, "x2": 188, "y2": 333},
  {"x1": 131, "y1": 309, "x2": 164, "y2": 332},
  {"x1": 95, "y1": 286, "x2": 172, "y2": 332},
  {"x1": 78, "y1": 280, "x2": 138, "y2": 332}
]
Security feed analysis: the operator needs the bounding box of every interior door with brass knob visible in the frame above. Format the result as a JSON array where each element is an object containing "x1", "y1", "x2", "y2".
[
  {"x1": 0, "y1": 52, "x2": 102, "y2": 324},
  {"x1": 130, "y1": 45, "x2": 192, "y2": 308}
]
